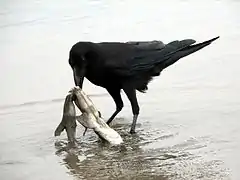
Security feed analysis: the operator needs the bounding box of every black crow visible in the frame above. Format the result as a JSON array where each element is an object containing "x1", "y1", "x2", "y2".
[{"x1": 68, "y1": 36, "x2": 220, "y2": 134}]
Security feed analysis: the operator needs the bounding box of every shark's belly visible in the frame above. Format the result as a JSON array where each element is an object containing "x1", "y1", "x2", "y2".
[{"x1": 95, "y1": 126, "x2": 123, "y2": 145}]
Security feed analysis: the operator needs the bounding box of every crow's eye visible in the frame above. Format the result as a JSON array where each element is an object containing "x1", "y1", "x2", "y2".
[{"x1": 69, "y1": 51, "x2": 86, "y2": 69}]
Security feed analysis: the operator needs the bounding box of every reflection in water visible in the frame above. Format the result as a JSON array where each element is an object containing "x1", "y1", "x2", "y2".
[
  {"x1": 54, "y1": 126, "x2": 169, "y2": 180},
  {"x1": 53, "y1": 123, "x2": 228, "y2": 180}
]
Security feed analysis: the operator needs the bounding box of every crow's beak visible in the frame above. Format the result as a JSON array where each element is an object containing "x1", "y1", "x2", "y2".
[{"x1": 73, "y1": 66, "x2": 85, "y2": 88}]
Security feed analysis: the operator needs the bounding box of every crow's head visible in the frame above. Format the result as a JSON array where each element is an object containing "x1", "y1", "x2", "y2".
[
  {"x1": 69, "y1": 42, "x2": 100, "y2": 88},
  {"x1": 68, "y1": 43, "x2": 89, "y2": 88}
]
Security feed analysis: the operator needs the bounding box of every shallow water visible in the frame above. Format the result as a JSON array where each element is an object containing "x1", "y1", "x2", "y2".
[{"x1": 1, "y1": 0, "x2": 240, "y2": 180}]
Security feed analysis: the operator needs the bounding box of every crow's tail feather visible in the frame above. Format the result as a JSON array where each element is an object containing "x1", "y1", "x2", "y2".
[
  {"x1": 161, "y1": 36, "x2": 220, "y2": 69},
  {"x1": 133, "y1": 36, "x2": 219, "y2": 93},
  {"x1": 130, "y1": 36, "x2": 220, "y2": 73}
]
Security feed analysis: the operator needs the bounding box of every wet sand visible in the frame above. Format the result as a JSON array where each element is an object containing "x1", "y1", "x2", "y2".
[{"x1": 1, "y1": 0, "x2": 240, "y2": 179}]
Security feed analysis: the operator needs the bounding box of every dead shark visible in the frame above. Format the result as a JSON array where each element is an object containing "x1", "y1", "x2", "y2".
[
  {"x1": 54, "y1": 92, "x2": 77, "y2": 144},
  {"x1": 69, "y1": 86, "x2": 123, "y2": 145}
]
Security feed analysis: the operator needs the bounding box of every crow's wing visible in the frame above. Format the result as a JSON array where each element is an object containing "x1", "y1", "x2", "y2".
[
  {"x1": 126, "y1": 40, "x2": 165, "y2": 50},
  {"x1": 104, "y1": 36, "x2": 219, "y2": 76},
  {"x1": 100, "y1": 40, "x2": 166, "y2": 74}
]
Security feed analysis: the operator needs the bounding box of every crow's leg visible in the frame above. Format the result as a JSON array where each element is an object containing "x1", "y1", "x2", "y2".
[
  {"x1": 106, "y1": 88, "x2": 124, "y2": 125},
  {"x1": 122, "y1": 85, "x2": 139, "y2": 134}
]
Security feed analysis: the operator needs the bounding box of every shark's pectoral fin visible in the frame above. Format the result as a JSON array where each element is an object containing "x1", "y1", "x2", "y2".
[{"x1": 54, "y1": 122, "x2": 65, "y2": 136}]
